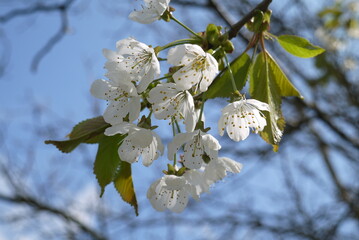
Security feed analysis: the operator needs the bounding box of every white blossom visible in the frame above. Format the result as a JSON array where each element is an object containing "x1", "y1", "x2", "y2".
[
  {"x1": 147, "y1": 83, "x2": 196, "y2": 132},
  {"x1": 183, "y1": 170, "x2": 210, "y2": 199},
  {"x1": 218, "y1": 98, "x2": 269, "y2": 141},
  {"x1": 168, "y1": 130, "x2": 221, "y2": 169},
  {"x1": 147, "y1": 175, "x2": 190, "y2": 213},
  {"x1": 204, "y1": 157, "x2": 243, "y2": 184},
  {"x1": 90, "y1": 77, "x2": 140, "y2": 125},
  {"x1": 147, "y1": 170, "x2": 209, "y2": 213},
  {"x1": 105, "y1": 123, "x2": 164, "y2": 166},
  {"x1": 103, "y1": 37, "x2": 160, "y2": 93},
  {"x1": 129, "y1": 0, "x2": 170, "y2": 24},
  {"x1": 167, "y1": 44, "x2": 218, "y2": 93}
]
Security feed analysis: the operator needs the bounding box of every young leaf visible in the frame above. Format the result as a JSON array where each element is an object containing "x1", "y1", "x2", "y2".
[
  {"x1": 250, "y1": 52, "x2": 285, "y2": 147},
  {"x1": 266, "y1": 53, "x2": 302, "y2": 98},
  {"x1": 45, "y1": 116, "x2": 110, "y2": 153},
  {"x1": 114, "y1": 161, "x2": 139, "y2": 216},
  {"x1": 93, "y1": 134, "x2": 125, "y2": 197},
  {"x1": 277, "y1": 35, "x2": 325, "y2": 58},
  {"x1": 205, "y1": 53, "x2": 251, "y2": 99},
  {"x1": 69, "y1": 116, "x2": 109, "y2": 143}
]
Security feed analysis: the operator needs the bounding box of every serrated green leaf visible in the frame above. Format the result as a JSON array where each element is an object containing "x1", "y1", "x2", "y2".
[
  {"x1": 94, "y1": 134, "x2": 125, "y2": 196},
  {"x1": 205, "y1": 53, "x2": 251, "y2": 99},
  {"x1": 250, "y1": 52, "x2": 285, "y2": 147},
  {"x1": 69, "y1": 116, "x2": 109, "y2": 143},
  {"x1": 114, "y1": 161, "x2": 138, "y2": 216},
  {"x1": 266, "y1": 52, "x2": 302, "y2": 98},
  {"x1": 45, "y1": 116, "x2": 110, "y2": 153},
  {"x1": 277, "y1": 35, "x2": 325, "y2": 58}
]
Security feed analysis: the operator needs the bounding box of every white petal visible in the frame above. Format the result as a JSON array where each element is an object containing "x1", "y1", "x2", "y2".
[
  {"x1": 182, "y1": 91, "x2": 196, "y2": 132},
  {"x1": 167, "y1": 44, "x2": 194, "y2": 66},
  {"x1": 102, "y1": 48, "x2": 119, "y2": 61},
  {"x1": 218, "y1": 113, "x2": 226, "y2": 136},
  {"x1": 168, "y1": 190, "x2": 189, "y2": 213},
  {"x1": 90, "y1": 79, "x2": 112, "y2": 100},
  {"x1": 128, "y1": 96, "x2": 141, "y2": 123},
  {"x1": 204, "y1": 159, "x2": 226, "y2": 183},
  {"x1": 130, "y1": 129, "x2": 154, "y2": 148},
  {"x1": 118, "y1": 139, "x2": 141, "y2": 163},
  {"x1": 183, "y1": 135, "x2": 204, "y2": 169},
  {"x1": 172, "y1": 64, "x2": 199, "y2": 90},
  {"x1": 201, "y1": 133, "x2": 221, "y2": 151},
  {"x1": 184, "y1": 170, "x2": 210, "y2": 200},
  {"x1": 246, "y1": 99, "x2": 269, "y2": 111},
  {"x1": 167, "y1": 131, "x2": 197, "y2": 160},
  {"x1": 220, "y1": 157, "x2": 243, "y2": 173},
  {"x1": 104, "y1": 122, "x2": 135, "y2": 136},
  {"x1": 164, "y1": 175, "x2": 187, "y2": 190},
  {"x1": 103, "y1": 101, "x2": 128, "y2": 125},
  {"x1": 198, "y1": 54, "x2": 218, "y2": 92},
  {"x1": 147, "y1": 179, "x2": 167, "y2": 212}
]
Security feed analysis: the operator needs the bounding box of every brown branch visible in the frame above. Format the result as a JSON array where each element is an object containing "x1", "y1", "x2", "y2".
[
  {"x1": 227, "y1": 0, "x2": 272, "y2": 39},
  {"x1": 207, "y1": 0, "x2": 249, "y2": 43},
  {"x1": 31, "y1": 9, "x2": 69, "y2": 72},
  {"x1": 0, "y1": 193, "x2": 107, "y2": 240},
  {"x1": 311, "y1": 129, "x2": 359, "y2": 220},
  {"x1": 0, "y1": 0, "x2": 74, "y2": 23}
]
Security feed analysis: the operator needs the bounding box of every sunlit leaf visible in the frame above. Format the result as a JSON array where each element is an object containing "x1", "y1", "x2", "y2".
[
  {"x1": 266, "y1": 53, "x2": 302, "y2": 98},
  {"x1": 45, "y1": 116, "x2": 109, "y2": 153},
  {"x1": 250, "y1": 52, "x2": 285, "y2": 147},
  {"x1": 114, "y1": 161, "x2": 139, "y2": 216},
  {"x1": 93, "y1": 134, "x2": 125, "y2": 197},
  {"x1": 277, "y1": 35, "x2": 325, "y2": 58},
  {"x1": 205, "y1": 53, "x2": 251, "y2": 99}
]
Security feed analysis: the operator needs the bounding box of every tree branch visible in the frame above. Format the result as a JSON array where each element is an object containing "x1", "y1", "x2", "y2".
[
  {"x1": 0, "y1": 193, "x2": 107, "y2": 240},
  {"x1": 0, "y1": 0, "x2": 75, "y2": 72},
  {"x1": 227, "y1": 0, "x2": 272, "y2": 39}
]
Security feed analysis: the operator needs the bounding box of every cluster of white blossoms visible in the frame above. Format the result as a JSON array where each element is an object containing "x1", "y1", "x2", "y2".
[{"x1": 90, "y1": 0, "x2": 270, "y2": 213}]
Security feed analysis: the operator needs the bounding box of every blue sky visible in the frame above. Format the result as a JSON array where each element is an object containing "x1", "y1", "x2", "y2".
[{"x1": 1, "y1": 1, "x2": 358, "y2": 239}]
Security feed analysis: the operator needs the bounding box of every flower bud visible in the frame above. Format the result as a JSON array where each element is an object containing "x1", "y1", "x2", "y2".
[
  {"x1": 206, "y1": 23, "x2": 220, "y2": 46},
  {"x1": 222, "y1": 40, "x2": 235, "y2": 53}
]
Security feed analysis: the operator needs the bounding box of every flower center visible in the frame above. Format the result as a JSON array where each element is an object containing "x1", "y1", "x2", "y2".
[{"x1": 191, "y1": 56, "x2": 208, "y2": 72}]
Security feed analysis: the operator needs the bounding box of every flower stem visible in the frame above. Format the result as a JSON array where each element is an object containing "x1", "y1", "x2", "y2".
[
  {"x1": 171, "y1": 119, "x2": 177, "y2": 166},
  {"x1": 153, "y1": 75, "x2": 172, "y2": 82},
  {"x1": 223, "y1": 54, "x2": 238, "y2": 92},
  {"x1": 157, "y1": 38, "x2": 201, "y2": 52},
  {"x1": 198, "y1": 93, "x2": 205, "y2": 125},
  {"x1": 251, "y1": 42, "x2": 259, "y2": 61},
  {"x1": 170, "y1": 15, "x2": 202, "y2": 39},
  {"x1": 175, "y1": 120, "x2": 181, "y2": 134}
]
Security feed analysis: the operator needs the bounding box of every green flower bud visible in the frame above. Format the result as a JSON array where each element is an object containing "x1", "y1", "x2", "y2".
[
  {"x1": 206, "y1": 23, "x2": 220, "y2": 46},
  {"x1": 202, "y1": 153, "x2": 211, "y2": 164},
  {"x1": 167, "y1": 164, "x2": 175, "y2": 174},
  {"x1": 176, "y1": 167, "x2": 186, "y2": 176},
  {"x1": 222, "y1": 40, "x2": 235, "y2": 53}
]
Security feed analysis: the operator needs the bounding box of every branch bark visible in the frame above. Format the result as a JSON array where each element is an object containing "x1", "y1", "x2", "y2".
[{"x1": 227, "y1": 0, "x2": 272, "y2": 39}]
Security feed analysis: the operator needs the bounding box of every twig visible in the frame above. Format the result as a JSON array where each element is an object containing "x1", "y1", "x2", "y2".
[
  {"x1": 227, "y1": 0, "x2": 272, "y2": 39},
  {"x1": 0, "y1": 193, "x2": 107, "y2": 240},
  {"x1": 31, "y1": 9, "x2": 69, "y2": 72},
  {"x1": 0, "y1": 0, "x2": 75, "y2": 72}
]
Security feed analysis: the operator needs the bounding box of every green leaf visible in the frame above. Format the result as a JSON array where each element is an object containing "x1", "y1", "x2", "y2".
[
  {"x1": 93, "y1": 134, "x2": 125, "y2": 196},
  {"x1": 250, "y1": 52, "x2": 285, "y2": 147},
  {"x1": 114, "y1": 161, "x2": 139, "y2": 216},
  {"x1": 205, "y1": 53, "x2": 251, "y2": 99},
  {"x1": 45, "y1": 116, "x2": 110, "y2": 153},
  {"x1": 266, "y1": 53, "x2": 302, "y2": 98},
  {"x1": 277, "y1": 35, "x2": 325, "y2": 58}
]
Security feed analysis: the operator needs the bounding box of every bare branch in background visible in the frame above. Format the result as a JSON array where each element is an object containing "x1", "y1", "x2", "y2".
[{"x1": 0, "y1": 0, "x2": 76, "y2": 72}]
